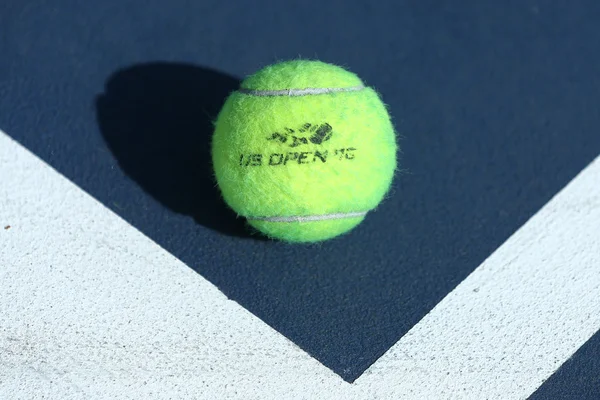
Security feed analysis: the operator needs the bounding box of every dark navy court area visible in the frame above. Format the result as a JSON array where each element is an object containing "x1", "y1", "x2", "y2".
[{"x1": 2, "y1": 0, "x2": 600, "y2": 392}]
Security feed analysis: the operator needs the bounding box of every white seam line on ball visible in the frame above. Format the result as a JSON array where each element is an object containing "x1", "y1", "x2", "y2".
[
  {"x1": 246, "y1": 211, "x2": 368, "y2": 223},
  {"x1": 238, "y1": 85, "x2": 365, "y2": 97}
]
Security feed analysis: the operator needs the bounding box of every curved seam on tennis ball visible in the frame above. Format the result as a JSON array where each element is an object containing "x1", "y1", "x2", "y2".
[
  {"x1": 246, "y1": 211, "x2": 368, "y2": 223},
  {"x1": 238, "y1": 85, "x2": 365, "y2": 97}
]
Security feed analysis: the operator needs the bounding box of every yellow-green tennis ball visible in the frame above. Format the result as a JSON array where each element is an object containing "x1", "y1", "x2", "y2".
[{"x1": 211, "y1": 60, "x2": 397, "y2": 243}]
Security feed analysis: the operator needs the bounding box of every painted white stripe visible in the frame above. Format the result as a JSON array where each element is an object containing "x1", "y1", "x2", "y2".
[
  {"x1": 356, "y1": 154, "x2": 600, "y2": 399},
  {"x1": 1, "y1": 128, "x2": 599, "y2": 400},
  {"x1": 238, "y1": 85, "x2": 365, "y2": 97},
  {"x1": 247, "y1": 211, "x2": 367, "y2": 223},
  {"x1": 0, "y1": 131, "x2": 350, "y2": 400}
]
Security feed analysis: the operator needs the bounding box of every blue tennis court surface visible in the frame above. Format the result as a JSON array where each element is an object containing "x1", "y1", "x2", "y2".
[{"x1": 1, "y1": 1, "x2": 599, "y2": 398}]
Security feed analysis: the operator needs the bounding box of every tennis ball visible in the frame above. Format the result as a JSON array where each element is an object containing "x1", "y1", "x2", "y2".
[{"x1": 211, "y1": 60, "x2": 397, "y2": 242}]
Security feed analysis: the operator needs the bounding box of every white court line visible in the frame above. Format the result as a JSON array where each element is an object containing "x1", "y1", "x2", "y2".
[
  {"x1": 356, "y1": 155, "x2": 600, "y2": 398},
  {"x1": 0, "y1": 131, "x2": 350, "y2": 399},
  {"x1": 1, "y1": 129, "x2": 599, "y2": 400}
]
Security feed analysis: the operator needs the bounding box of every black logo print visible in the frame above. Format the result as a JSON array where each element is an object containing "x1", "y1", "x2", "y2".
[
  {"x1": 239, "y1": 122, "x2": 356, "y2": 168},
  {"x1": 267, "y1": 123, "x2": 333, "y2": 147},
  {"x1": 239, "y1": 148, "x2": 356, "y2": 167}
]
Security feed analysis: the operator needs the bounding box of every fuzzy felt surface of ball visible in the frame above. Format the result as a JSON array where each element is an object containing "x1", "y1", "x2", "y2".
[{"x1": 211, "y1": 60, "x2": 397, "y2": 242}]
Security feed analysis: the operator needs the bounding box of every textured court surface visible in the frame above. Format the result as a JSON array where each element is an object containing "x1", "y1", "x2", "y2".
[{"x1": 1, "y1": 1, "x2": 600, "y2": 399}]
